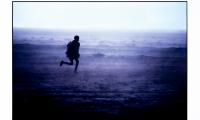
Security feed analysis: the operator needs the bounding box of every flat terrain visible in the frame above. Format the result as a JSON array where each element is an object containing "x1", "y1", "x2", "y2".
[{"x1": 13, "y1": 44, "x2": 187, "y2": 120}]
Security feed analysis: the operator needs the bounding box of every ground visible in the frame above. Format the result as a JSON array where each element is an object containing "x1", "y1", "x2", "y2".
[{"x1": 13, "y1": 44, "x2": 187, "y2": 120}]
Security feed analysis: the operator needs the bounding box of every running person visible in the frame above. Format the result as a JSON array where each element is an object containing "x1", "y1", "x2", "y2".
[{"x1": 60, "y1": 35, "x2": 80, "y2": 72}]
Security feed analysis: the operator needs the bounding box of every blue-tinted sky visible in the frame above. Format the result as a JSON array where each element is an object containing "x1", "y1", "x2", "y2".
[{"x1": 13, "y1": 2, "x2": 186, "y2": 31}]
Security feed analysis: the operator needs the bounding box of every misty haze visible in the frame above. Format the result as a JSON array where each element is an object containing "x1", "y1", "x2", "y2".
[{"x1": 13, "y1": 2, "x2": 187, "y2": 120}]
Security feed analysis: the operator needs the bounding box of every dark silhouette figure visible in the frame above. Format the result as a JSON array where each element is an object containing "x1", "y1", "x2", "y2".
[{"x1": 60, "y1": 35, "x2": 80, "y2": 72}]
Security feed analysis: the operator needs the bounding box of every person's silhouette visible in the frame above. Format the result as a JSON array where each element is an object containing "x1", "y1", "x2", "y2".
[{"x1": 60, "y1": 35, "x2": 80, "y2": 72}]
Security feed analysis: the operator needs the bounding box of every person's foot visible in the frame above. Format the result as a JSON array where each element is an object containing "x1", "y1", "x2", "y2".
[
  {"x1": 74, "y1": 70, "x2": 78, "y2": 73},
  {"x1": 60, "y1": 60, "x2": 63, "y2": 66}
]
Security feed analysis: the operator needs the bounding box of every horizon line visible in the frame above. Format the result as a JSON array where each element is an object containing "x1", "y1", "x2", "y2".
[{"x1": 13, "y1": 27, "x2": 187, "y2": 32}]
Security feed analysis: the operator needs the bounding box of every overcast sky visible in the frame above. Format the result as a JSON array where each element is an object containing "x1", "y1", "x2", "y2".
[{"x1": 13, "y1": 2, "x2": 186, "y2": 31}]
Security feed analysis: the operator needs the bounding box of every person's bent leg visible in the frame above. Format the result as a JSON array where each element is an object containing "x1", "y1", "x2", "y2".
[
  {"x1": 65, "y1": 57, "x2": 73, "y2": 65},
  {"x1": 60, "y1": 58, "x2": 73, "y2": 66}
]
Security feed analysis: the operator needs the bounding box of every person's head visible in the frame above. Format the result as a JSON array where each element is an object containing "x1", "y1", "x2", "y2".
[{"x1": 74, "y1": 35, "x2": 79, "y2": 42}]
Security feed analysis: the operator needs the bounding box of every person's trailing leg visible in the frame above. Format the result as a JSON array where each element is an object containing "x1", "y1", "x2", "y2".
[{"x1": 60, "y1": 58, "x2": 73, "y2": 66}]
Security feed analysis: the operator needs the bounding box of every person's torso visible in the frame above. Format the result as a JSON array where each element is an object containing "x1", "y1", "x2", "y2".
[{"x1": 68, "y1": 40, "x2": 80, "y2": 54}]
